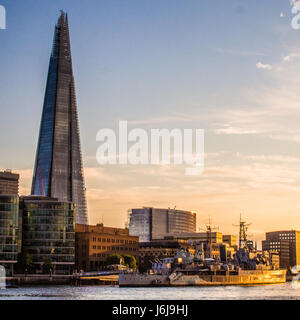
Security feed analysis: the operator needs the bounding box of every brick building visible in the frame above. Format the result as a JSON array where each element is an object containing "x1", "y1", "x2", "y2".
[
  {"x1": 262, "y1": 230, "x2": 300, "y2": 270},
  {"x1": 75, "y1": 224, "x2": 139, "y2": 271}
]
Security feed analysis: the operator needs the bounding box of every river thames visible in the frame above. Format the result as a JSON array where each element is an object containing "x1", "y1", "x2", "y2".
[{"x1": 0, "y1": 283, "x2": 300, "y2": 300}]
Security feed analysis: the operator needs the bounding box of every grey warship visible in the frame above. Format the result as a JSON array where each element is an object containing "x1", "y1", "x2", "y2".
[{"x1": 119, "y1": 218, "x2": 286, "y2": 287}]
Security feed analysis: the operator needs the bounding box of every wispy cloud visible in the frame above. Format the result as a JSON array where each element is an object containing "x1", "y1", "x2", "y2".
[
  {"x1": 256, "y1": 61, "x2": 273, "y2": 70},
  {"x1": 290, "y1": 0, "x2": 300, "y2": 6},
  {"x1": 283, "y1": 53, "x2": 300, "y2": 62}
]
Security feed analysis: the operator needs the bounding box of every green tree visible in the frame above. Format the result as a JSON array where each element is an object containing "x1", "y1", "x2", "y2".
[
  {"x1": 15, "y1": 252, "x2": 33, "y2": 274},
  {"x1": 106, "y1": 254, "x2": 124, "y2": 266},
  {"x1": 123, "y1": 254, "x2": 137, "y2": 270},
  {"x1": 42, "y1": 258, "x2": 54, "y2": 274}
]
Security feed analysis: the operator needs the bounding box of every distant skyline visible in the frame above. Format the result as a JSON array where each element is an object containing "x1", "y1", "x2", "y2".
[{"x1": 2, "y1": 0, "x2": 300, "y2": 243}]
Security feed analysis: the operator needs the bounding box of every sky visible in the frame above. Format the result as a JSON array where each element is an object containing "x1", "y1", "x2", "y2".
[{"x1": 1, "y1": 0, "x2": 300, "y2": 244}]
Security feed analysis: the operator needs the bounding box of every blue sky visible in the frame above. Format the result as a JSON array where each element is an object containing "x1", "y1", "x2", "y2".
[{"x1": 1, "y1": 0, "x2": 300, "y2": 241}]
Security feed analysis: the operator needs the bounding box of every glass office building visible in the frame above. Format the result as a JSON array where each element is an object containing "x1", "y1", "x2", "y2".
[
  {"x1": 0, "y1": 195, "x2": 20, "y2": 275},
  {"x1": 31, "y1": 11, "x2": 88, "y2": 225},
  {"x1": 129, "y1": 207, "x2": 196, "y2": 242},
  {"x1": 20, "y1": 196, "x2": 75, "y2": 274}
]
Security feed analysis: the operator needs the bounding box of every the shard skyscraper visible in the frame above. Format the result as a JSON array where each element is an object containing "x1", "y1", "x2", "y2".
[{"x1": 31, "y1": 11, "x2": 88, "y2": 224}]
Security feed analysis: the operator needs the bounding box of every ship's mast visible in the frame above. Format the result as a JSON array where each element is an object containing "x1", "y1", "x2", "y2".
[
  {"x1": 233, "y1": 214, "x2": 251, "y2": 249},
  {"x1": 204, "y1": 217, "x2": 218, "y2": 258}
]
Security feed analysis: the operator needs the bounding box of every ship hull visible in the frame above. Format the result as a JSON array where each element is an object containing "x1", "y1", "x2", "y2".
[{"x1": 119, "y1": 270, "x2": 286, "y2": 287}]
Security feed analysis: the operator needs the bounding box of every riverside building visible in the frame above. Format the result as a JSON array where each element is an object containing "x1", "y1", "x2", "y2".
[
  {"x1": 0, "y1": 170, "x2": 20, "y2": 275},
  {"x1": 20, "y1": 196, "x2": 75, "y2": 274},
  {"x1": 262, "y1": 230, "x2": 300, "y2": 270},
  {"x1": 75, "y1": 223, "x2": 139, "y2": 272},
  {"x1": 129, "y1": 207, "x2": 196, "y2": 242}
]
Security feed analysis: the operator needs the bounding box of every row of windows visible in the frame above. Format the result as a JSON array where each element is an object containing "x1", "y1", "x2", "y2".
[
  {"x1": 30, "y1": 254, "x2": 75, "y2": 263},
  {"x1": 92, "y1": 237, "x2": 137, "y2": 244},
  {"x1": 0, "y1": 246, "x2": 18, "y2": 255},
  {"x1": 0, "y1": 237, "x2": 18, "y2": 245},
  {"x1": 0, "y1": 196, "x2": 19, "y2": 204},
  {"x1": 23, "y1": 232, "x2": 75, "y2": 240},
  {"x1": 0, "y1": 204, "x2": 19, "y2": 211},
  {"x1": 26, "y1": 247, "x2": 75, "y2": 255},
  {"x1": 0, "y1": 253, "x2": 18, "y2": 261},
  {"x1": 91, "y1": 245, "x2": 137, "y2": 252},
  {"x1": 0, "y1": 212, "x2": 19, "y2": 220},
  {"x1": 91, "y1": 252, "x2": 137, "y2": 258},
  {"x1": 22, "y1": 240, "x2": 74, "y2": 247},
  {"x1": 23, "y1": 225, "x2": 74, "y2": 232},
  {"x1": 23, "y1": 218, "x2": 74, "y2": 225}
]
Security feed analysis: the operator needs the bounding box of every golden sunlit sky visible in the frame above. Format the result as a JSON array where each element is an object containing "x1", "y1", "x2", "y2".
[{"x1": 2, "y1": 1, "x2": 300, "y2": 245}]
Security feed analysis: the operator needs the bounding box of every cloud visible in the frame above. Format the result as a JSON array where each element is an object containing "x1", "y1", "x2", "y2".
[
  {"x1": 256, "y1": 61, "x2": 273, "y2": 70},
  {"x1": 290, "y1": 0, "x2": 300, "y2": 6},
  {"x1": 236, "y1": 153, "x2": 300, "y2": 163},
  {"x1": 214, "y1": 125, "x2": 260, "y2": 135},
  {"x1": 283, "y1": 53, "x2": 300, "y2": 62}
]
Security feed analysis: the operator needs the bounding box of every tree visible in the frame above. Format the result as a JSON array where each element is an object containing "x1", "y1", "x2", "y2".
[
  {"x1": 42, "y1": 258, "x2": 54, "y2": 274},
  {"x1": 15, "y1": 252, "x2": 33, "y2": 274},
  {"x1": 123, "y1": 255, "x2": 137, "y2": 270},
  {"x1": 106, "y1": 254, "x2": 124, "y2": 266}
]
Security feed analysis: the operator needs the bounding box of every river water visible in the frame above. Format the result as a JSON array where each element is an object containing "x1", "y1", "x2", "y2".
[{"x1": 0, "y1": 283, "x2": 300, "y2": 300}]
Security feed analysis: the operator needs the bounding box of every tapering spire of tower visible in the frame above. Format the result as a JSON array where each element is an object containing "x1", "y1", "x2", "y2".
[{"x1": 31, "y1": 11, "x2": 88, "y2": 224}]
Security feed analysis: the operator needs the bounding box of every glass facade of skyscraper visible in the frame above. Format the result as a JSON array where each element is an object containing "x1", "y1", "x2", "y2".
[
  {"x1": 20, "y1": 196, "x2": 75, "y2": 274},
  {"x1": 0, "y1": 195, "x2": 20, "y2": 275},
  {"x1": 31, "y1": 11, "x2": 88, "y2": 225},
  {"x1": 31, "y1": 39, "x2": 58, "y2": 197}
]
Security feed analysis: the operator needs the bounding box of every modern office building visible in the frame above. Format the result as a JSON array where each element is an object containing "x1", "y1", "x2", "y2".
[
  {"x1": 75, "y1": 223, "x2": 139, "y2": 272},
  {"x1": 0, "y1": 170, "x2": 19, "y2": 196},
  {"x1": 31, "y1": 11, "x2": 88, "y2": 225},
  {"x1": 0, "y1": 195, "x2": 20, "y2": 275},
  {"x1": 262, "y1": 230, "x2": 300, "y2": 269},
  {"x1": 129, "y1": 207, "x2": 196, "y2": 242},
  {"x1": 0, "y1": 170, "x2": 20, "y2": 275},
  {"x1": 20, "y1": 196, "x2": 75, "y2": 274}
]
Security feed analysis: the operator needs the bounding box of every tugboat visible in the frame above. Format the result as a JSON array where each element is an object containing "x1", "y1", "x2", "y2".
[{"x1": 119, "y1": 217, "x2": 286, "y2": 287}]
